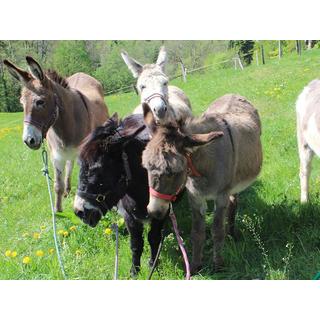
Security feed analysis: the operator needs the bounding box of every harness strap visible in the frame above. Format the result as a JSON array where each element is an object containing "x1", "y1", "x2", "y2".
[
  {"x1": 185, "y1": 152, "x2": 201, "y2": 177},
  {"x1": 144, "y1": 93, "x2": 168, "y2": 105},
  {"x1": 222, "y1": 118, "x2": 235, "y2": 152}
]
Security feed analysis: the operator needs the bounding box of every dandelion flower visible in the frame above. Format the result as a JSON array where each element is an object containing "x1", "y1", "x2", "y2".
[
  {"x1": 36, "y1": 250, "x2": 44, "y2": 257},
  {"x1": 22, "y1": 256, "x2": 31, "y2": 264},
  {"x1": 11, "y1": 251, "x2": 17, "y2": 258},
  {"x1": 48, "y1": 248, "x2": 55, "y2": 254},
  {"x1": 63, "y1": 231, "x2": 69, "y2": 237},
  {"x1": 40, "y1": 225, "x2": 46, "y2": 231},
  {"x1": 33, "y1": 232, "x2": 40, "y2": 239},
  {"x1": 104, "y1": 228, "x2": 112, "y2": 235},
  {"x1": 58, "y1": 229, "x2": 64, "y2": 235},
  {"x1": 69, "y1": 226, "x2": 77, "y2": 232},
  {"x1": 5, "y1": 250, "x2": 11, "y2": 257},
  {"x1": 75, "y1": 250, "x2": 82, "y2": 256}
]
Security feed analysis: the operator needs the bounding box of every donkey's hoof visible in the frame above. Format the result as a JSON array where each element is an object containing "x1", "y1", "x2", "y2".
[
  {"x1": 55, "y1": 207, "x2": 63, "y2": 213},
  {"x1": 149, "y1": 258, "x2": 160, "y2": 269},
  {"x1": 130, "y1": 265, "x2": 140, "y2": 278},
  {"x1": 213, "y1": 258, "x2": 225, "y2": 273},
  {"x1": 190, "y1": 262, "x2": 203, "y2": 275}
]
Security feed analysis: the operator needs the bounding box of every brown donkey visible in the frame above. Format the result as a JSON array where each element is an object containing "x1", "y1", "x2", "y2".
[
  {"x1": 142, "y1": 94, "x2": 262, "y2": 273},
  {"x1": 4, "y1": 57, "x2": 109, "y2": 212}
]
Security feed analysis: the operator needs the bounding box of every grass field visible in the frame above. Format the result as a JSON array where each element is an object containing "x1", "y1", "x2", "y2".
[{"x1": 1, "y1": 50, "x2": 320, "y2": 280}]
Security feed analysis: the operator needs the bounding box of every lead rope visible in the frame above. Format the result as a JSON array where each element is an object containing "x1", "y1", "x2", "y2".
[
  {"x1": 169, "y1": 203, "x2": 191, "y2": 280},
  {"x1": 111, "y1": 223, "x2": 119, "y2": 280},
  {"x1": 148, "y1": 229, "x2": 165, "y2": 280},
  {"x1": 41, "y1": 143, "x2": 67, "y2": 280}
]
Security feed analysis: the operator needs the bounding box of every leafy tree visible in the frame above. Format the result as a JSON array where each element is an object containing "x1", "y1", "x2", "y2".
[
  {"x1": 229, "y1": 40, "x2": 255, "y2": 65},
  {"x1": 51, "y1": 41, "x2": 94, "y2": 76}
]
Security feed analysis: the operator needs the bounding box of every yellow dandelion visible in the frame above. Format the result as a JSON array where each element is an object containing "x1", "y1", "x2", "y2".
[
  {"x1": 33, "y1": 232, "x2": 40, "y2": 239},
  {"x1": 5, "y1": 250, "x2": 11, "y2": 257},
  {"x1": 36, "y1": 250, "x2": 44, "y2": 257},
  {"x1": 22, "y1": 256, "x2": 31, "y2": 264},
  {"x1": 58, "y1": 229, "x2": 65, "y2": 235},
  {"x1": 75, "y1": 250, "x2": 82, "y2": 256},
  {"x1": 48, "y1": 248, "x2": 55, "y2": 254},
  {"x1": 69, "y1": 226, "x2": 77, "y2": 232},
  {"x1": 104, "y1": 228, "x2": 112, "y2": 235},
  {"x1": 40, "y1": 225, "x2": 46, "y2": 231},
  {"x1": 63, "y1": 231, "x2": 69, "y2": 237},
  {"x1": 11, "y1": 251, "x2": 17, "y2": 258}
]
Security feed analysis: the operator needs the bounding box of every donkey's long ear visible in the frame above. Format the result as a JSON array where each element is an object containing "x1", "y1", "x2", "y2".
[
  {"x1": 121, "y1": 50, "x2": 143, "y2": 78},
  {"x1": 156, "y1": 46, "x2": 167, "y2": 72},
  {"x1": 3, "y1": 59, "x2": 31, "y2": 83},
  {"x1": 26, "y1": 56, "x2": 45, "y2": 81},
  {"x1": 143, "y1": 102, "x2": 157, "y2": 135},
  {"x1": 183, "y1": 131, "x2": 224, "y2": 151}
]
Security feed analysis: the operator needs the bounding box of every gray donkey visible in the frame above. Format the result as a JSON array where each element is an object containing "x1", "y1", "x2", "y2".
[
  {"x1": 142, "y1": 94, "x2": 262, "y2": 272},
  {"x1": 121, "y1": 46, "x2": 192, "y2": 124}
]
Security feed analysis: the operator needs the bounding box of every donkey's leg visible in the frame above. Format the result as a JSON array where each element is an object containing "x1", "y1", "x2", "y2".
[
  {"x1": 212, "y1": 193, "x2": 229, "y2": 271},
  {"x1": 148, "y1": 218, "x2": 165, "y2": 268},
  {"x1": 64, "y1": 160, "x2": 74, "y2": 197},
  {"x1": 52, "y1": 157, "x2": 66, "y2": 212},
  {"x1": 297, "y1": 123, "x2": 314, "y2": 203},
  {"x1": 188, "y1": 193, "x2": 207, "y2": 274},
  {"x1": 125, "y1": 214, "x2": 144, "y2": 276},
  {"x1": 227, "y1": 194, "x2": 238, "y2": 239}
]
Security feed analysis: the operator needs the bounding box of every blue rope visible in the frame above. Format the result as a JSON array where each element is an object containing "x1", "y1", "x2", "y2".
[{"x1": 41, "y1": 143, "x2": 67, "y2": 280}]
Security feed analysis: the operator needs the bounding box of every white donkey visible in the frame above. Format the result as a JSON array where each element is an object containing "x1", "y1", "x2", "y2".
[
  {"x1": 296, "y1": 79, "x2": 320, "y2": 203},
  {"x1": 121, "y1": 46, "x2": 192, "y2": 125}
]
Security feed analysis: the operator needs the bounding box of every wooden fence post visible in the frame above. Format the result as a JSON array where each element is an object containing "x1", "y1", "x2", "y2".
[
  {"x1": 180, "y1": 62, "x2": 187, "y2": 82},
  {"x1": 261, "y1": 44, "x2": 265, "y2": 64},
  {"x1": 278, "y1": 40, "x2": 282, "y2": 59},
  {"x1": 256, "y1": 50, "x2": 259, "y2": 66}
]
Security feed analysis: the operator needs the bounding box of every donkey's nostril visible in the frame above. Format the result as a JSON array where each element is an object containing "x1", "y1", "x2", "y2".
[{"x1": 29, "y1": 138, "x2": 35, "y2": 145}]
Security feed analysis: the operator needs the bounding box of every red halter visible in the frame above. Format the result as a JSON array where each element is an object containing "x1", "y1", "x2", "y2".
[{"x1": 149, "y1": 153, "x2": 201, "y2": 202}]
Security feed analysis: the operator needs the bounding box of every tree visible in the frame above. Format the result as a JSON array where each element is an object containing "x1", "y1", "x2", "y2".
[
  {"x1": 51, "y1": 41, "x2": 94, "y2": 76},
  {"x1": 229, "y1": 40, "x2": 255, "y2": 65}
]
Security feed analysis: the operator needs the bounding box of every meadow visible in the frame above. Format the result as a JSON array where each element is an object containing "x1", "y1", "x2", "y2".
[{"x1": 1, "y1": 49, "x2": 320, "y2": 279}]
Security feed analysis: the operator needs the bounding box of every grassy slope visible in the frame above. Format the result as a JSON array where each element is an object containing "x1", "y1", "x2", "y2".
[{"x1": 1, "y1": 50, "x2": 320, "y2": 279}]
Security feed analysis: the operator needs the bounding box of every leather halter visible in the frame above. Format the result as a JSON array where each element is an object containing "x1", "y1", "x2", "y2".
[
  {"x1": 149, "y1": 153, "x2": 201, "y2": 202},
  {"x1": 144, "y1": 93, "x2": 168, "y2": 106},
  {"x1": 24, "y1": 94, "x2": 61, "y2": 139}
]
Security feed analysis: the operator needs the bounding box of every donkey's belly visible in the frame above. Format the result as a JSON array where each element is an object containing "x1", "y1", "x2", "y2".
[
  {"x1": 51, "y1": 147, "x2": 78, "y2": 167},
  {"x1": 230, "y1": 177, "x2": 257, "y2": 194}
]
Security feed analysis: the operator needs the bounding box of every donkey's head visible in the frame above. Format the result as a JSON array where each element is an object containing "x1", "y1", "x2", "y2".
[
  {"x1": 3, "y1": 57, "x2": 65, "y2": 149},
  {"x1": 142, "y1": 103, "x2": 223, "y2": 219},
  {"x1": 121, "y1": 46, "x2": 169, "y2": 123},
  {"x1": 74, "y1": 113, "x2": 145, "y2": 227}
]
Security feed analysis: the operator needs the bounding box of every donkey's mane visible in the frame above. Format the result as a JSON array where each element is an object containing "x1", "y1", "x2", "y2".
[
  {"x1": 80, "y1": 114, "x2": 146, "y2": 163},
  {"x1": 45, "y1": 69, "x2": 69, "y2": 89}
]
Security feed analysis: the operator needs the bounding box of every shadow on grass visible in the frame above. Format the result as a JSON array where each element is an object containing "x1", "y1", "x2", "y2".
[{"x1": 159, "y1": 181, "x2": 320, "y2": 280}]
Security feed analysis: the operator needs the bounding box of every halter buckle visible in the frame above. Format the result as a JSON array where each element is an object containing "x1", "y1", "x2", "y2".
[{"x1": 96, "y1": 194, "x2": 106, "y2": 202}]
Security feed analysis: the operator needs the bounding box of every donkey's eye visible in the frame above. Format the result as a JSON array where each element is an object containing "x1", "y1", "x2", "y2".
[
  {"x1": 163, "y1": 81, "x2": 168, "y2": 86},
  {"x1": 36, "y1": 100, "x2": 45, "y2": 107},
  {"x1": 140, "y1": 85, "x2": 146, "y2": 90}
]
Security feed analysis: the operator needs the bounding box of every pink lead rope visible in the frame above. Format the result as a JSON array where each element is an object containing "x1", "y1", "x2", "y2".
[{"x1": 169, "y1": 203, "x2": 191, "y2": 280}]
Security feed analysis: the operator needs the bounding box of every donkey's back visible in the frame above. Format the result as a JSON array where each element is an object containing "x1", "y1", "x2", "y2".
[
  {"x1": 67, "y1": 72, "x2": 108, "y2": 128},
  {"x1": 201, "y1": 94, "x2": 262, "y2": 194}
]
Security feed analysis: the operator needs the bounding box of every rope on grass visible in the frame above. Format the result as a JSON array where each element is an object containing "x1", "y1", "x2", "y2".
[
  {"x1": 111, "y1": 223, "x2": 119, "y2": 280},
  {"x1": 41, "y1": 142, "x2": 67, "y2": 280}
]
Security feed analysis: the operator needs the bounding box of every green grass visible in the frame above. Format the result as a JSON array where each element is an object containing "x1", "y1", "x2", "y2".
[{"x1": 1, "y1": 50, "x2": 320, "y2": 279}]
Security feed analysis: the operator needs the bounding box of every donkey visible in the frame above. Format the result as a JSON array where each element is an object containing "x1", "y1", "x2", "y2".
[
  {"x1": 4, "y1": 57, "x2": 109, "y2": 212},
  {"x1": 73, "y1": 114, "x2": 167, "y2": 276},
  {"x1": 142, "y1": 94, "x2": 262, "y2": 273},
  {"x1": 296, "y1": 79, "x2": 320, "y2": 203},
  {"x1": 121, "y1": 46, "x2": 192, "y2": 124}
]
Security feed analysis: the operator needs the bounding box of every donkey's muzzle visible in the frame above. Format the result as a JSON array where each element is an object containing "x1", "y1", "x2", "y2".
[{"x1": 24, "y1": 136, "x2": 41, "y2": 150}]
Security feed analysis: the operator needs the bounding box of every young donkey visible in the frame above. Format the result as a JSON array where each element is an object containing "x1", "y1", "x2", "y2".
[
  {"x1": 142, "y1": 94, "x2": 262, "y2": 272},
  {"x1": 73, "y1": 114, "x2": 166, "y2": 276},
  {"x1": 4, "y1": 57, "x2": 109, "y2": 212},
  {"x1": 121, "y1": 46, "x2": 192, "y2": 124},
  {"x1": 296, "y1": 79, "x2": 320, "y2": 203}
]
